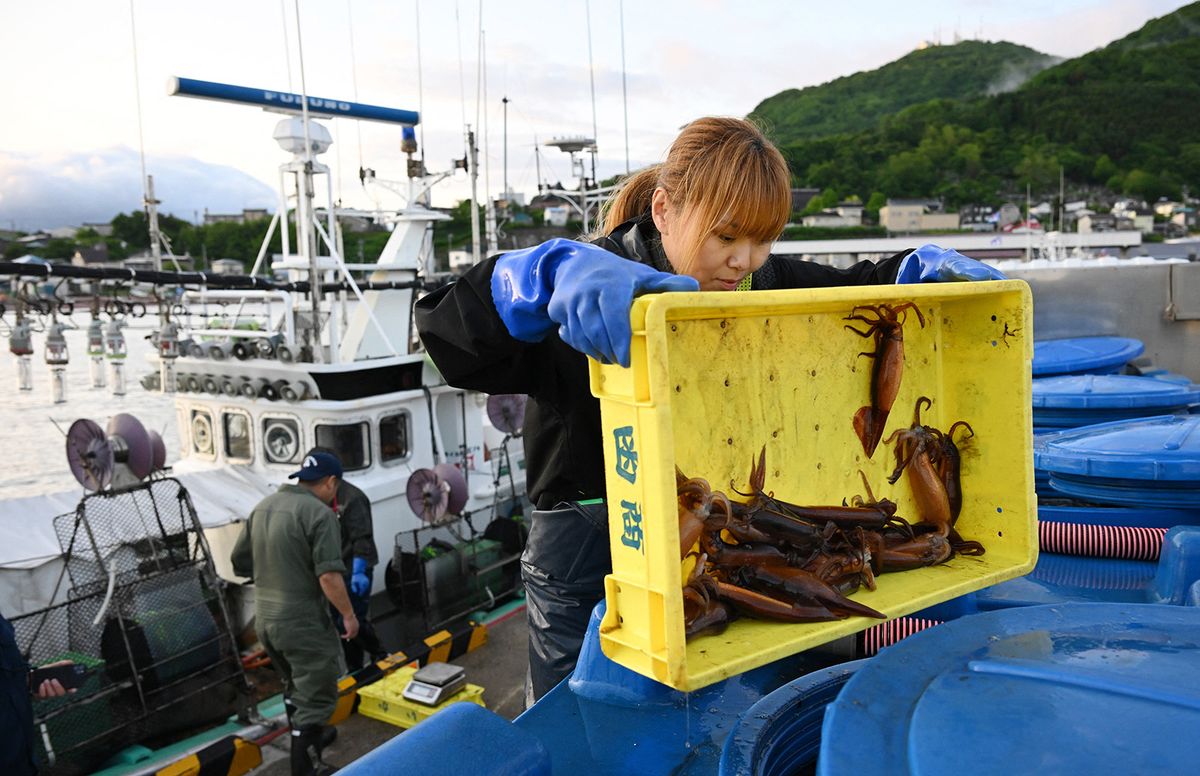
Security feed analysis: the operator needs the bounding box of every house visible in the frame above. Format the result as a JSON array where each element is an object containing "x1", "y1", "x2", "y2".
[
  {"x1": 449, "y1": 250, "x2": 474, "y2": 273},
  {"x1": 879, "y1": 199, "x2": 959, "y2": 233},
  {"x1": 16, "y1": 232, "x2": 50, "y2": 249},
  {"x1": 543, "y1": 206, "x2": 570, "y2": 227},
  {"x1": 800, "y1": 202, "x2": 863, "y2": 228},
  {"x1": 211, "y1": 258, "x2": 243, "y2": 275},
  {"x1": 81, "y1": 222, "x2": 114, "y2": 237},
  {"x1": 1131, "y1": 210, "x2": 1156, "y2": 234},
  {"x1": 790, "y1": 188, "x2": 820, "y2": 213},
  {"x1": 1154, "y1": 200, "x2": 1180, "y2": 219},
  {"x1": 72, "y1": 244, "x2": 111, "y2": 265},
  {"x1": 958, "y1": 204, "x2": 996, "y2": 232},
  {"x1": 1078, "y1": 213, "x2": 1118, "y2": 233},
  {"x1": 203, "y1": 208, "x2": 271, "y2": 225},
  {"x1": 996, "y1": 203, "x2": 1023, "y2": 229}
]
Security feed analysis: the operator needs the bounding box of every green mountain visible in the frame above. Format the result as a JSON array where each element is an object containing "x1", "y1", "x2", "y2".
[
  {"x1": 761, "y1": 2, "x2": 1200, "y2": 208},
  {"x1": 750, "y1": 40, "x2": 1059, "y2": 143}
]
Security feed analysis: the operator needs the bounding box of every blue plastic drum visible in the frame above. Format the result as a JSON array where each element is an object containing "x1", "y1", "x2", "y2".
[
  {"x1": 719, "y1": 660, "x2": 866, "y2": 776},
  {"x1": 1032, "y1": 336, "x2": 1144, "y2": 377},
  {"x1": 818, "y1": 603, "x2": 1200, "y2": 776},
  {"x1": 1034, "y1": 415, "x2": 1200, "y2": 508},
  {"x1": 1033, "y1": 374, "x2": 1200, "y2": 427}
]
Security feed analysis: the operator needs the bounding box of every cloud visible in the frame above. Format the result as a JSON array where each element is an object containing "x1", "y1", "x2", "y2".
[{"x1": 0, "y1": 147, "x2": 276, "y2": 231}]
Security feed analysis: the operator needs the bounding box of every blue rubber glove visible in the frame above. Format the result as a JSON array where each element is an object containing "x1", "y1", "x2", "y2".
[
  {"x1": 895, "y1": 244, "x2": 1007, "y2": 284},
  {"x1": 491, "y1": 238, "x2": 699, "y2": 367},
  {"x1": 350, "y1": 557, "x2": 370, "y2": 598}
]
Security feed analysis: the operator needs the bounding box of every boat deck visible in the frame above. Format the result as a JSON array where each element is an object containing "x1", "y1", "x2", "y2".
[{"x1": 255, "y1": 603, "x2": 529, "y2": 773}]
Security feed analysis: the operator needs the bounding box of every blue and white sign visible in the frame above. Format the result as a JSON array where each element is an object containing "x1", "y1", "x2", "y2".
[{"x1": 169, "y1": 76, "x2": 419, "y2": 126}]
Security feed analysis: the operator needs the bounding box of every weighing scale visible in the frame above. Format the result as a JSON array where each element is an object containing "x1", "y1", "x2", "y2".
[{"x1": 402, "y1": 662, "x2": 467, "y2": 706}]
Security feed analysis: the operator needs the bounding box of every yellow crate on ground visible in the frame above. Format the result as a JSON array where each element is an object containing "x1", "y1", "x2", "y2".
[
  {"x1": 356, "y1": 665, "x2": 486, "y2": 729},
  {"x1": 590, "y1": 280, "x2": 1037, "y2": 691}
]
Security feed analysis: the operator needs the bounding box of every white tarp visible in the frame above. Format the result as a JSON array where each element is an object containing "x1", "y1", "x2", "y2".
[{"x1": 0, "y1": 467, "x2": 281, "y2": 616}]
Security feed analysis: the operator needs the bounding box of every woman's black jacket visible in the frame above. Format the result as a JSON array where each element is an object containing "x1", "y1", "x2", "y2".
[{"x1": 415, "y1": 215, "x2": 907, "y2": 510}]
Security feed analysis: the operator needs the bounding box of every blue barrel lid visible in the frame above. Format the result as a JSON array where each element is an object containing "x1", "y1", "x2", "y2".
[
  {"x1": 818, "y1": 603, "x2": 1200, "y2": 776},
  {"x1": 1033, "y1": 414, "x2": 1200, "y2": 482},
  {"x1": 1032, "y1": 336, "x2": 1144, "y2": 376},
  {"x1": 1047, "y1": 473, "x2": 1200, "y2": 509},
  {"x1": 1032, "y1": 374, "x2": 1200, "y2": 409},
  {"x1": 1038, "y1": 503, "x2": 1200, "y2": 528}
]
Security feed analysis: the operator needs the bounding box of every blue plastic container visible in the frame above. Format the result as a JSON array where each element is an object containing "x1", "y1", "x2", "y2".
[
  {"x1": 1032, "y1": 336, "x2": 1144, "y2": 377},
  {"x1": 819, "y1": 603, "x2": 1200, "y2": 776},
  {"x1": 1034, "y1": 414, "x2": 1200, "y2": 508},
  {"x1": 1037, "y1": 503, "x2": 1200, "y2": 528},
  {"x1": 719, "y1": 660, "x2": 866, "y2": 776},
  {"x1": 1032, "y1": 374, "x2": 1200, "y2": 427}
]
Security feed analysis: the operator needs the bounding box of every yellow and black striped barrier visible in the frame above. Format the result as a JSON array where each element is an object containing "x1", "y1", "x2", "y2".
[
  {"x1": 154, "y1": 735, "x2": 262, "y2": 776},
  {"x1": 328, "y1": 619, "x2": 488, "y2": 725}
]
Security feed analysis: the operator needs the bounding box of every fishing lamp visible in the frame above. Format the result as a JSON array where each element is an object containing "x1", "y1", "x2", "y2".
[
  {"x1": 87, "y1": 317, "x2": 106, "y2": 388},
  {"x1": 105, "y1": 319, "x2": 127, "y2": 396},
  {"x1": 158, "y1": 321, "x2": 179, "y2": 394},
  {"x1": 44, "y1": 321, "x2": 69, "y2": 365},
  {"x1": 10, "y1": 318, "x2": 33, "y2": 391},
  {"x1": 45, "y1": 321, "x2": 69, "y2": 404}
]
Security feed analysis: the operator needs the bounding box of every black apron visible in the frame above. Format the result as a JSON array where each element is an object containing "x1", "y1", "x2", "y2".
[{"x1": 521, "y1": 500, "x2": 611, "y2": 703}]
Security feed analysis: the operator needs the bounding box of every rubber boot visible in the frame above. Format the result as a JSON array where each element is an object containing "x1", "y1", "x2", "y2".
[
  {"x1": 290, "y1": 725, "x2": 334, "y2": 776},
  {"x1": 284, "y1": 697, "x2": 337, "y2": 748}
]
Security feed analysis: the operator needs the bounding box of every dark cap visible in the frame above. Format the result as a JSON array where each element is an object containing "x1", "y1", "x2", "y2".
[{"x1": 288, "y1": 451, "x2": 343, "y2": 481}]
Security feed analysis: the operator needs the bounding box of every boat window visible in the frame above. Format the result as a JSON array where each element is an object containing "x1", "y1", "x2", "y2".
[
  {"x1": 191, "y1": 410, "x2": 215, "y2": 458},
  {"x1": 315, "y1": 422, "x2": 371, "y2": 471},
  {"x1": 263, "y1": 417, "x2": 302, "y2": 464},
  {"x1": 223, "y1": 411, "x2": 253, "y2": 461},
  {"x1": 380, "y1": 413, "x2": 410, "y2": 463}
]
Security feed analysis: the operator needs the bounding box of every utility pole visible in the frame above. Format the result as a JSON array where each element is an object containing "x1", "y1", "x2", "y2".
[
  {"x1": 144, "y1": 174, "x2": 163, "y2": 273},
  {"x1": 534, "y1": 135, "x2": 542, "y2": 193},
  {"x1": 467, "y1": 126, "x2": 481, "y2": 265}
]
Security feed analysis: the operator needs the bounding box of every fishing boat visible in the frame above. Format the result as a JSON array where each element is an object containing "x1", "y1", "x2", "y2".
[{"x1": 0, "y1": 78, "x2": 531, "y2": 775}]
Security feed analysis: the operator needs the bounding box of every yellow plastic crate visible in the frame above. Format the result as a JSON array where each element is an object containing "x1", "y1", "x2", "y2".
[
  {"x1": 356, "y1": 665, "x2": 486, "y2": 729},
  {"x1": 590, "y1": 280, "x2": 1037, "y2": 691}
]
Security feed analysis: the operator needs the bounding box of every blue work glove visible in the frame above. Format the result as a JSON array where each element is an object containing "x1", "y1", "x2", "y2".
[
  {"x1": 895, "y1": 243, "x2": 1007, "y2": 284},
  {"x1": 491, "y1": 238, "x2": 699, "y2": 367},
  {"x1": 350, "y1": 557, "x2": 370, "y2": 598}
]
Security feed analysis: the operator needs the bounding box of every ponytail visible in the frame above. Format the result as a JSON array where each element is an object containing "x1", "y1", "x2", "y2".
[{"x1": 598, "y1": 164, "x2": 661, "y2": 237}]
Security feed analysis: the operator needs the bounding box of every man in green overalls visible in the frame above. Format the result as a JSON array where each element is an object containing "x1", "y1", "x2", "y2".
[{"x1": 231, "y1": 451, "x2": 358, "y2": 776}]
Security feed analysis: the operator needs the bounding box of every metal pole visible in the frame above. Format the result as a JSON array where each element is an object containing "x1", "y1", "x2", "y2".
[
  {"x1": 294, "y1": 0, "x2": 323, "y2": 362},
  {"x1": 534, "y1": 135, "x2": 541, "y2": 193},
  {"x1": 468, "y1": 127, "x2": 481, "y2": 265},
  {"x1": 146, "y1": 175, "x2": 163, "y2": 274},
  {"x1": 619, "y1": 0, "x2": 630, "y2": 175}
]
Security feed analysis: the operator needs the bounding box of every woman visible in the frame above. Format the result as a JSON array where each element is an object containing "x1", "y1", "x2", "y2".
[{"x1": 416, "y1": 117, "x2": 1002, "y2": 703}]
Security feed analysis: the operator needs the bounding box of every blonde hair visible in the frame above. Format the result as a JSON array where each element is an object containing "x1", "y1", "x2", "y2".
[{"x1": 599, "y1": 117, "x2": 791, "y2": 273}]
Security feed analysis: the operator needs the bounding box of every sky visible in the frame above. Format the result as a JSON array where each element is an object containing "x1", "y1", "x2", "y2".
[{"x1": 0, "y1": 0, "x2": 1193, "y2": 230}]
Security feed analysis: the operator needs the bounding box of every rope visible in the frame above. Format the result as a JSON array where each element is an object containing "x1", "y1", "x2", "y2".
[
  {"x1": 347, "y1": 0, "x2": 364, "y2": 170},
  {"x1": 585, "y1": 0, "x2": 599, "y2": 147},
  {"x1": 280, "y1": 0, "x2": 293, "y2": 91},
  {"x1": 127, "y1": 0, "x2": 148, "y2": 194}
]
